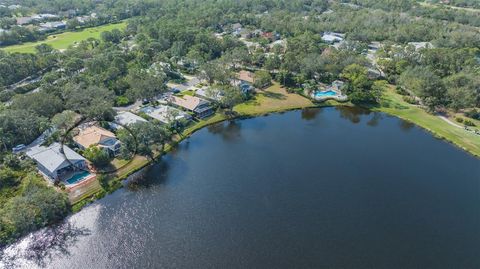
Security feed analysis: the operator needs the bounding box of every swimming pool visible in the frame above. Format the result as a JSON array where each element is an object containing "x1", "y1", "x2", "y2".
[
  {"x1": 315, "y1": 90, "x2": 337, "y2": 97},
  {"x1": 66, "y1": 171, "x2": 91, "y2": 185}
]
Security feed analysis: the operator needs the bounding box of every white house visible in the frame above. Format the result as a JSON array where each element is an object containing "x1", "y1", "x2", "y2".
[
  {"x1": 113, "y1": 111, "x2": 147, "y2": 129},
  {"x1": 322, "y1": 32, "x2": 345, "y2": 44},
  {"x1": 139, "y1": 105, "x2": 192, "y2": 124},
  {"x1": 26, "y1": 143, "x2": 87, "y2": 182}
]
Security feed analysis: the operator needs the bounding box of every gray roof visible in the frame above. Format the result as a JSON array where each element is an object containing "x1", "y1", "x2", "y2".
[
  {"x1": 114, "y1": 111, "x2": 147, "y2": 126},
  {"x1": 26, "y1": 143, "x2": 85, "y2": 174},
  {"x1": 139, "y1": 105, "x2": 191, "y2": 124}
]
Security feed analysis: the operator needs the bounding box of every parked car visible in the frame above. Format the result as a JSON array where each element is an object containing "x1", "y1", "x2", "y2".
[{"x1": 12, "y1": 144, "x2": 26, "y2": 153}]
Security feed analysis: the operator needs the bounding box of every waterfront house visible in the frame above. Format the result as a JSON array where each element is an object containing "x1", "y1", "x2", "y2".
[
  {"x1": 168, "y1": 95, "x2": 214, "y2": 118},
  {"x1": 237, "y1": 70, "x2": 255, "y2": 84},
  {"x1": 195, "y1": 87, "x2": 223, "y2": 101},
  {"x1": 139, "y1": 105, "x2": 192, "y2": 124},
  {"x1": 329, "y1": 80, "x2": 345, "y2": 92},
  {"x1": 26, "y1": 143, "x2": 87, "y2": 182},
  {"x1": 73, "y1": 125, "x2": 121, "y2": 156},
  {"x1": 233, "y1": 71, "x2": 256, "y2": 93},
  {"x1": 113, "y1": 111, "x2": 147, "y2": 128}
]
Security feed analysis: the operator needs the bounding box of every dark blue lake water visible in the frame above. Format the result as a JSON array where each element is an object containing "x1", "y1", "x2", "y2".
[{"x1": 2, "y1": 107, "x2": 479, "y2": 269}]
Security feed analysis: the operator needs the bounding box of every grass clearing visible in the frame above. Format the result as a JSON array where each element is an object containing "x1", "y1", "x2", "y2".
[
  {"x1": 2, "y1": 21, "x2": 127, "y2": 54},
  {"x1": 373, "y1": 86, "x2": 480, "y2": 157},
  {"x1": 234, "y1": 83, "x2": 314, "y2": 115},
  {"x1": 113, "y1": 155, "x2": 149, "y2": 179},
  {"x1": 68, "y1": 178, "x2": 102, "y2": 205}
]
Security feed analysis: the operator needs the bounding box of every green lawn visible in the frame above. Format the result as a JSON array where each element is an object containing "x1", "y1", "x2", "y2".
[
  {"x1": 182, "y1": 113, "x2": 228, "y2": 136},
  {"x1": 68, "y1": 177, "x2": 102, "y2": 205},
  {"x1": 234, "y1": 83, "x2": 315, "y2": 115},
  {"x1": 2, "y1": 21, "x2": 127, "y2": 54},
  {"x1": 373, "y1": 87, "x2": 480, "y2": 157}
]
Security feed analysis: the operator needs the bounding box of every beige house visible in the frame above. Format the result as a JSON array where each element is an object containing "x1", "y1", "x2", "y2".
[
  {"x1": 237, "y1": 70, "x2": 255, "y2": 84},
  {"x1": 168, "y1": 95, "x2": 213, "y2": 118},
  {"x1": 73, "y1": 125, "x2": 121, "y2": 156}
]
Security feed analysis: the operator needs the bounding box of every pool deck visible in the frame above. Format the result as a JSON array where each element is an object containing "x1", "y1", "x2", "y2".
[
  {"x1": 311, "y1": 91, "x2": 348, "y2": 102},
  {"x1": 66, "y1": 172, "x2": 97, "y2": 190}
]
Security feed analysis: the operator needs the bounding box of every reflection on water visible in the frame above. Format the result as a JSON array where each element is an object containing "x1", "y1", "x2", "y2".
[
  {"x1": 131, "y1": 160, "x2": 171, "y2": 189},
  {"x1": 336, "y1": 106, "x2": 371, "y2": 124},
  {"x1": 399, "y1": 119, "x2": 415, "y2": 132},
  {"x1": 0, "y1": 203, "x2": 102, "y2": 269},
  {"x1": 366, "y1": 113, "x2": 382, "y2": 127},
  {"x1": 301, "y1": 108, "x2": 322, "y2": 121},
  {"x1": 1, "y1": 108, "x2": 479, "y2": 269},
  {"x1": 207, "y1": 121, "x2": 242, "y2": 142}
]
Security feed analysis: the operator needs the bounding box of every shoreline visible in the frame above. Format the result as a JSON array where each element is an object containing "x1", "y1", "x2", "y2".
[
  {"x1": 5, "y1": 85, "x2": 477, "y2": 248},
  {"x1": 80, "y1": 100, "x2": 480, "y2": 205},
  {"x1": 72, "y1": 90, "x2": 480, "y2": 210}
]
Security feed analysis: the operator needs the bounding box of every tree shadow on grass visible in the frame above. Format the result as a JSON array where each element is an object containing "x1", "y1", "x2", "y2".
[
  {"x1": 377, "y1": 98, "x2": 409, "y2": 110},
  {"x1": 95, "y1": 162, "x2": 118, "y2": 174},
  {"x1": 262, "y1": 90, "x2": 287, "y2": 100}
]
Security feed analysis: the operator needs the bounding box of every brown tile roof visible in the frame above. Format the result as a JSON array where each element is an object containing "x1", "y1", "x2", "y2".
[
  {"x1": 73, "y1": 125, "x2": 116, "y2": 149},
  {"x1": 169, "y1": 95, "x2": 207, "y2": 111},
  {"x1": 237, "y1": 70, "x2": 255, "y2": 84}
]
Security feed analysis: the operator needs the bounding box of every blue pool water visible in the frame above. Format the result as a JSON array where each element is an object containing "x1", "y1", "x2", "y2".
[
  {"x1": 66, "y1": 171, "x2": 91, "y2": 185},
  {"x1": 315, "y1": 90, "x2": 337, "y2": 97}
]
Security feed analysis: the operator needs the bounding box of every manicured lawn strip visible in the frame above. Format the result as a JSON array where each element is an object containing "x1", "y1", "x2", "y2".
[
  {"x1": 372, "y1": 87, "x2": 480, "y2": 157},
  {"x1": 69, "y1": 83, "x2": 314, "y2": 207},
  {"x1": 113, "y1": 155, "x2": 150, "y2": 179},
  {"x1": 70, "y1": 82, "x2": 480, "y2": 208},
  {"x1": 183, "y1": 114, "x2": 228, "y2": 136},
  {"x1": 2, "y1": 21, "x2": 127, "y2": 54},
  {"x1": 69, "y1": 179, "x2": 102, "y2": 206}
]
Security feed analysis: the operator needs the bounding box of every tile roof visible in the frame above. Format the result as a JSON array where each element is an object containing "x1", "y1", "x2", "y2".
[
  {"x1": 169, "y1": 95, "x2": 209, "y2": 111},
  {"x1": 73, "y1": 125, "x2": 116, "y2": 149},
  {"x1": 237, "y1": 70, "x2": 255, "y2": 84}
]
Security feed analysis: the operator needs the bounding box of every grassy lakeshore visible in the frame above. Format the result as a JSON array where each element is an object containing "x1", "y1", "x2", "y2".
[
  {"x1": 372, "y1": 86, "x2": 480, "y2": 157},
  {"x1": 2, "y1": 21, "x2": 127, "y2": 54},
  {"x1": 69, "y1": 83, "x2": 316, "y2": 206},
  {"x1": 69, "y1": 82, "x2": 480, "y2": 209},
  {"x1": 234, "y1": 83, "x2": 315, "y2": 115}
]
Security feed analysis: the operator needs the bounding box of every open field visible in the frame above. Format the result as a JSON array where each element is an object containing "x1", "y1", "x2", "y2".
[
  {"x1": 373, "y1": 86, "x2": 480, "y2": 157},
  {"x1": 420, "y1": 1, "x2": 480, "y2": 12},
  {"x1": 1, "y1": 21, "x2": 127, "y2": 54},
  {"x1": 234, "y1": 83, "x2": 315, "y2": 115}
]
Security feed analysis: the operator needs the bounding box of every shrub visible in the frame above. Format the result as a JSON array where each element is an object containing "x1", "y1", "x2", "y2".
[
  {"x1": 402, "y1": 95, "x2": 418, "y2": 104},
  {"x1": 464, "y1": 120, "x2": 476, "y2": 127},
  {"x1": 465, "y1": 109, "x2": 480, "y2": 120},
  {"x1": 396, "y1": 86, "x2": 408, "y2": 95},
  {"x1": 115, "y1": 96, "x2": 131, "y2": 106},
  {"x1": 455, "y1": 117, "x2": 464, "y2": 123},
  {"x1": 83, "y1": 146, "x2": 111, "y2": 168}
]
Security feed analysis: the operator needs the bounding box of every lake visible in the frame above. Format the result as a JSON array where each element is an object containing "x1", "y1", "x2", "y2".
[{"x1": 2, "y1": 107, "x2": 479, "y2": 269}]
